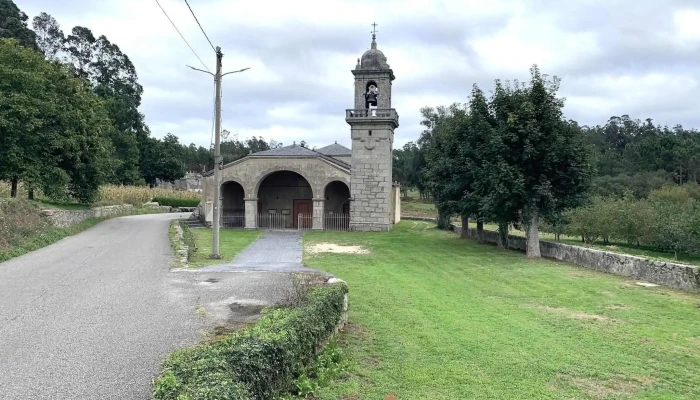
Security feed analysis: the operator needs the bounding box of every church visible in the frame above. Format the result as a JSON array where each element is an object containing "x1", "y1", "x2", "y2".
[{"x1": 201, "y1": 31, "x2": 401, "y2": 231}]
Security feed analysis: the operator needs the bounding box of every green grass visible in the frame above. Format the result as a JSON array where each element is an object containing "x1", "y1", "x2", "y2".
[
  {"x1": 31, "y1": 199, "x2": 91, "y2": 210},
  {"x1": 302, "y1": 221, "x2": 700, "y2": 399},
  {"x1": 187, "y1": 228, "x2": 261, "y2": 267},
  {"x1": 481, "y1": 222, "x2": 700, "y2": 267}
]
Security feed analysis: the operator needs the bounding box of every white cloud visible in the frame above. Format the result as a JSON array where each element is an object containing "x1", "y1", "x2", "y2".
[{"x1": 18, "y1": 0, "x2": 700, "y2": 150}]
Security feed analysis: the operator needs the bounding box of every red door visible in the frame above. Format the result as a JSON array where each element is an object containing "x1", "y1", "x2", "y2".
[{"x1": 293, "y1": 199, "x2": 312, "y2": 228}]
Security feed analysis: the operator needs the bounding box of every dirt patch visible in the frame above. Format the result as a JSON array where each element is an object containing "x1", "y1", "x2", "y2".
[
  {"x1": 531, "y1": 305, "x2": 613, "y2": 322},
  {"x1": 605, "y1": 304, "x2": 632, "y2": 310},
  {"x1": 307, "y1": 242, "x2": 369, "y2": 255},
  {"x1": 551, "y1": 373, "x2": 654, "y2": 398}
]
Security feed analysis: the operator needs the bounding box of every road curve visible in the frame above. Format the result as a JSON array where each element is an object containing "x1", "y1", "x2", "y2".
[{"x1": 0, "y1": 213, "x2": 203, "y2": 399}]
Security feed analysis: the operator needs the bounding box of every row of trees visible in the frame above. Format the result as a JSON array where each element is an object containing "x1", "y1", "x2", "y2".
[
  {"x1": 179, "y1": 132, "x2": 282, "y2": 173},
  {"x1": 395, "y1": 116, "x2": 700, "y2": 202},
  {"x1": 0, "y1": 1, "x2": 189, "y2": 201},
  {"x1": 417, "y1": 66, "x2": 593, "y2": 258},
  {"x1": 545, "y1": 185, "x2": 700, "y2": 258}
]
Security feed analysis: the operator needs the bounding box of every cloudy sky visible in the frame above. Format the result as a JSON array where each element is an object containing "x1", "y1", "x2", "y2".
[{"x1": 19, "y1": 0, "x2": 700, "y2": 149}]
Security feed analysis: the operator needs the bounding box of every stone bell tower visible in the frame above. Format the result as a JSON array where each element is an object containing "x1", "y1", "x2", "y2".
[{"x1": 346, "y1": 25, "x2": 399, "y2": 231}]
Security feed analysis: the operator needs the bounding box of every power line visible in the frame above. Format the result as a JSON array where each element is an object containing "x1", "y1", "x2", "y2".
[
  {"x1": 184, "y1": 0, "x2": 216, "y2": 52},
  {"x1": 153, "y1": 0, "x2": 211, "y2": 73}
]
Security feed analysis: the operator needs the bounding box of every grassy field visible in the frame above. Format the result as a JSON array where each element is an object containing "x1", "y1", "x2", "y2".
[
  {"x1": 302, "y1": 222, "x2": 700, "y2": 399},
  {"x1": 187, "y1": 228, "x2": 261, "y2": 267},
  {"x1": 400, "y1": 191, "x2": 700, "y2": 266}
]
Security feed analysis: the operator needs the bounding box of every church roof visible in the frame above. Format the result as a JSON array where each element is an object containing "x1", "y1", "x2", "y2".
[
  {"x1": 316, "y1": 143, "x2": 351, "y2": 156},
  {"x1": 246, "y1": 143, "x2": 351, "y2": 170},
  {"x1": 251, "y1": 144, "x2": 317, "y2": 157}
]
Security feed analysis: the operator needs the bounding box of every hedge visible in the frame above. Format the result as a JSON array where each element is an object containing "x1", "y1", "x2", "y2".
[
  {"x1": 153, "y1": 283, "x2": 348, "y2": 400},
  {"x1": 152, "y1": 196, "x2": 201, "y2": 208}
]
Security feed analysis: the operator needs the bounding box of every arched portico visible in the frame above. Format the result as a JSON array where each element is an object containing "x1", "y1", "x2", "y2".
[
  {"x1": 221, "y1": 180, "x2": 245, "y2": 228},
  {"x1": 256, "y1": 170, "x2": 313, "y2": 229},
  {"x1": 324, "y1": 180, "x2": 351, "y2": 230}
]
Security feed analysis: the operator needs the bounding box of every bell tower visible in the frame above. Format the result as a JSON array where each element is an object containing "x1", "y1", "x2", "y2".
[{"x1": 346, "y1": 24, "x2": 399, "y2": 231}]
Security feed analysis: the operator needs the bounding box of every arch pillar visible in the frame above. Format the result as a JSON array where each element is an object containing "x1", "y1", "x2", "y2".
[
  {"x1": 312, "y1": 197, "x2": 324, "y2": 230},
  {"x1": 244, "y1": 198, "x2": 258, "y2": 229}
]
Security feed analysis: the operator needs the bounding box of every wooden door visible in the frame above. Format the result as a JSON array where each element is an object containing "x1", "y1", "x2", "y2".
[
  {"x1": 293, "y1": 199, "x2": 312, "y2": 229},
  {"x1": 343, "y1": 203, "x2": 350, "y2": 215}
]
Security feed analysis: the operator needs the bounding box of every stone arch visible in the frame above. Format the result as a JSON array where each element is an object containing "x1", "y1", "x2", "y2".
[
  {"x1": 323, "y1": 180, "x2": 351, "y2": 216},
  {"x1": 221, "y1": 177, "x2": 247, "y2": 198},
  {"x1": 221, "y1": 180, "x2": 245, "y2": 228},
  {"x1": 252, "y1": 166, "x2": 318, "y2": 199},
  {"x1": 320, "y1": 176, "x2": 351, "y2": 197}
]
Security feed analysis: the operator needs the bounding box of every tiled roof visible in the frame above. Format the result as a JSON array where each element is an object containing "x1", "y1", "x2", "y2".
[
  {"x1": 251, "y1": 145, "x2": 318, "y2": 157},
  {"x1": 316, "y1": 143, "x2": 351, "y2": 156}
]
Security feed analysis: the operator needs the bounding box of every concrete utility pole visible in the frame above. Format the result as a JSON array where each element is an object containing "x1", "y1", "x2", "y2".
[
  {"x1": 188, "y1": 48, "x2": 250, "y2": 259},
  {"x1": 212, "y1": 47, "x2": 223, "y2": 258}
]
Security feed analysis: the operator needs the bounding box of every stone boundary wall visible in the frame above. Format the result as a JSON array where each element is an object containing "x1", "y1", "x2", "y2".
[
  {"x1": 41, "y1": 205, "x2": 135, "y2": 228},
  {"x1": 451, "y1": 224, "x2": 700, "y2": 293},
  {"x1": 401, "y1": 216, "x2": 700, "y2": 292}
]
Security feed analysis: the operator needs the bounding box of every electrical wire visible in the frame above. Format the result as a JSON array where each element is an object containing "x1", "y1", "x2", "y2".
[
  {"x1": 153, "y1": 0, "x2": 211, "y2": 73},
  {"x1": 184, "y1": 0, "x2": 216, "y2": 52}
]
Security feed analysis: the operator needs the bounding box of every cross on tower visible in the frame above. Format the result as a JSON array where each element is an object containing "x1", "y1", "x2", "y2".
[{"x1": 371, "y1": 22, "x2": 378, "y2": 37}]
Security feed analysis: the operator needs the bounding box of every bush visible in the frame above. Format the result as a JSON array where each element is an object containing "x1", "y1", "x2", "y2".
[
  {"x1": 177, "y1": 220, "x2": 197, "y2": 260},
  {"x1": 0, "y1": 199, "x2": 51, "y2": 252},
  {"x1": 153, "y1": 283, "x2": 348, "y2": 400},
  {"x1": 153, "y1": 196, "x2": 201, "y2": 208}
]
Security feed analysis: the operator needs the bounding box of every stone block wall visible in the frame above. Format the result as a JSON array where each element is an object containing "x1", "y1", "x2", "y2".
[
  {"x1": 349, "y1": 125, "x2": 393, "y2": 231},
  {"x1": 451, "y1": 224, "x2": 700, "y2": 293},
  {"x1": 41, "y1": 205, "x2": 135, "y2": 228}
]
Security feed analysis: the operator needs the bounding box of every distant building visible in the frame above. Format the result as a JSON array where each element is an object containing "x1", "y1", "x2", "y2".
[
  {"x1": 157, "y1": 172, "x2": 203, "y2": 192},
  {"x1": 201, "y1": 31, "x2": 401, "y2": 231}
]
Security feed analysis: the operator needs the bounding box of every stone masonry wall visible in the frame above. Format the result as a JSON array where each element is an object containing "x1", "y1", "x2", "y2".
[
  {"x1": 41, "y1": 205, "x2": 135, "y2": 228},
  {"x1": 450, "y1": 224, "x2": 700, "y2": 293},
  {"x1": 350, "y1": 125, "x2": 393, "y2": 231}
]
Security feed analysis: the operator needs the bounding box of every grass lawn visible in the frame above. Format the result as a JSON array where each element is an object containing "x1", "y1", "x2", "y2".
[
  {"x1": 302, "y1": 221, "x2": 700, "y2": 399},
  {"x1": 187, "y1": 228, "x2": 261, "y2": 267}
]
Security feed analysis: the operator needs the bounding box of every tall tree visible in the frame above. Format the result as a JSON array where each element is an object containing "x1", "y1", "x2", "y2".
[
  {"x1": 0, "y1": 0, "x2": 37, "y2": 50},
  {"x1": 0, "y1": 39, "x2": 114, "y2": 203},
  {"x1": 490, "y1": 66, "x2": 593, "y2": 257},
  {"x1": 32, "y1": 12, "x2": 64, "y2": 60}
]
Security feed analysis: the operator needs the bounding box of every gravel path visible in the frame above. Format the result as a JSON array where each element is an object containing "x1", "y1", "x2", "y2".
[{"x1": 0, "y1": 213, "x2": 298, "y2": 399}]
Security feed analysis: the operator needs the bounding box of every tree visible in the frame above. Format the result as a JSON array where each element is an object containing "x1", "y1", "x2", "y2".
[
  {"x1": 32, "y1": 12, "x2": 64, "y2": 60},
  {"x1": 489, "y1": 67, "x2": 593, "y2": 257},
  {"x1": 0, "y1": 0, "x2": 37, "y2": 50},
  {"x1": 0, "y1": 39, "x2": 114, "y2": 203}
]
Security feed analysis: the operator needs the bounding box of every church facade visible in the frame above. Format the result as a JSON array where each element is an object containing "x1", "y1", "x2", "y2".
[{"x1": 201, "y1": 32, "x2": 400, "y2": 231}]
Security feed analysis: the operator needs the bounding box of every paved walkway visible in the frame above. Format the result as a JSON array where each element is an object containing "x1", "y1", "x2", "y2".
[
  {"x1": 0, "y1": 214, "x2": 299, "y2": 399},
  {"x1": 200, "y1": 230, "x2": 324, "y2": 273}
]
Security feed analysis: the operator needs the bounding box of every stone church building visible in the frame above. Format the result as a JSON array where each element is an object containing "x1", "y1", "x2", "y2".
[{"x1": 201, "y1": 32, "x2": 401, "y2": 231}]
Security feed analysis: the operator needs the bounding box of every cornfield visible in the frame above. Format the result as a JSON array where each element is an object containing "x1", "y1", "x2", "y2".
[
  {"x1": 0, "y1": 181, "x2": 201, "y2": 206},
  {"x1": 95, "y1": 185, "x2": 201, "y2": 206}
]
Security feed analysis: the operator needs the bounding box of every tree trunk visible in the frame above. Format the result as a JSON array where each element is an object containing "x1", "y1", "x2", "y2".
[
  {"x1": 28, "y1": 189, "x2": 34, "y2": 200},
  {"x1": 476, "y1": 219, "x2": 485, "y2": 243},
  {"x1": 497, "y1": 222, "x2": 508, "y2": 249},
  {"x1": 526, "y1": 205, "x2": 542, "y2": 258},
  {"x1": 10, "y1": 177, "x2": 18, "y2": 198},
  {"x1": 460, "y1": 215, "x2": 469, "y2": 238}
]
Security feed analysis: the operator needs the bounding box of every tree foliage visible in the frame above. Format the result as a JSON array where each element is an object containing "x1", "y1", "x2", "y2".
[
  {"x1": 0, "y1": 39, "x2": 114, "y2": 203},
  {"x1": 0, "y1": 0, "x2": 37, "y2": 50}
]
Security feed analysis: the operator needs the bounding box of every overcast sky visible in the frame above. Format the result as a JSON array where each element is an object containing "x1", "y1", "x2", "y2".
[{"x1": 18, "y1": 0, "x2": 700, "y2": 149}]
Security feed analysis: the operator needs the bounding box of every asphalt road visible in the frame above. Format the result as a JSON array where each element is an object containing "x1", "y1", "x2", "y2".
[{"x1": 0, "y1": 213, "x2": 301, "y2": 399}]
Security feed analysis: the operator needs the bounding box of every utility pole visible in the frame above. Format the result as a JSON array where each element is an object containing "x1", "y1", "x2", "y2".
[
  {"x1": 212, "y1": 47, "x2": 223, "y2": 258},
  {"x1": 188, "y1": 50, "x2": 250, "y2": 259}
]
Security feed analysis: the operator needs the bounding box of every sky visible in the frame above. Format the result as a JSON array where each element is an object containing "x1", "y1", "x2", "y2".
[{"x1": 18, "y1": 0, "x2": 700, "y2": 149}]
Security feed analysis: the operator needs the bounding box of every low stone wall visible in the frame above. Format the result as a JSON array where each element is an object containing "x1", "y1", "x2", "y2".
[
  {"x1": 41, "y1": 205, "x2": 135, "y2": 228},
  {"x1": 451, "y1": 224, "x2": 700, "y2": 293}
]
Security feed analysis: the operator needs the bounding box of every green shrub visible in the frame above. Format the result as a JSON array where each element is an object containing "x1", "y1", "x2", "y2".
[
  {"x1": 177, "y1": 220, "x2": 197, "y2": 260},
  {"x1": 153, "y1": 283, "x2": 348, "y2": 400},
  {"x1": 152, "y1": 196, "x2": 201, "y2": 208}
]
